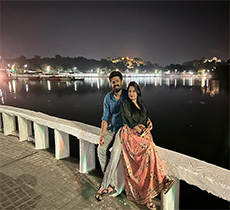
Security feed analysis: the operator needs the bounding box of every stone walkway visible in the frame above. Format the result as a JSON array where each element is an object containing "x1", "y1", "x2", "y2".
[{"x1": 0, "y1": 133, "x2": 155, "y2": 210}]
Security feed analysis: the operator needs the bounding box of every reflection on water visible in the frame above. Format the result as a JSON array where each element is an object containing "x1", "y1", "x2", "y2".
[
  {"x1": 0, "y1": 89, "x2": 4, "y2": 104},
  {"x1": 47, "y1": 80, "x2": 51, "y2": 91},
  {"x1": 74, "y1": 81, "x2": 78, "y2": 92},
  {"x1": 0, "y1": 76, "x2": 221, "y2": 103},
  {"x1": 201, "y1": 80, "x2": 219, "y2": 97},
  {"x1": 25, "y1": 83, "x2": 29, "y2": 92}
]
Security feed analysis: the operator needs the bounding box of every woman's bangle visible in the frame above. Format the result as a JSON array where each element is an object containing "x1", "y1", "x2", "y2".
[{"x1": 141, "y1": 131, "x2": 146, "y2": 137}]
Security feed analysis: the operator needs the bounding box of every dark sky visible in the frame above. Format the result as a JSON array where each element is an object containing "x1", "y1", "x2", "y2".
[{"x1": 1, "y1": 0, "x2": 229, "y2": 66}]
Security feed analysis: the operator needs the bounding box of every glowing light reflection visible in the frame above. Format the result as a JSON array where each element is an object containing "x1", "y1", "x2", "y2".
[
  {"x1": 56, "y1": 131, "x2": 64, "y2": 159},
  {"x1": 47, "y1": 80, "x2": 51, "y2": 90},
  {"x1": 172, "y1": 183, "x2": 175, "y2": 209},
  {"x1": 82, "y1": 150, "x2": 88, "y2": 173},
  {"x1": 118, "y1": 186, "x2": 123, "y2": 194},
  {"x1": 74, "y1": 81, "x2": 78, "y2": 91},
  {"x1": 2, "y1": 76, "x2": 220, "y2": 101},
  {"x1": 159, "y1": 77, "x2": 162, "y2": 86},
  {"x1": 189, "y1": 77, "x2": 193, "y2": 86},
  {"x1": 154, "y1": 77, "x2": 157, "y2": 87},
  {"x1": 8, "y1": 82, "x2": 12, "y2": 93},
  {"x1": 201, "y1": 77, "x2": 205, "y2": 87},
  {"x1": 0, "y1": 88, "x2": 4, "y2": 104},
  {"x1": 25, "y1": 84, "x2": 29, "y2": 92},
  {"x1": 165, "y1": 78, "x2": 170, "y2": 87},
  {"x1": 66, "y1": 81, "x2": 71, "y2": 87},
  {"x1": 183, "y1": 77, "x2": 185, "y2": 86},
  {"x1": 97, "y1": 78, "x2": 100, "y2": 89},
  {"x1": 170, "y1": 76, "x2": 174, "y2": 85},
  {"x1": 12, "y1": 80, "x2": 16, "y2": 93}
]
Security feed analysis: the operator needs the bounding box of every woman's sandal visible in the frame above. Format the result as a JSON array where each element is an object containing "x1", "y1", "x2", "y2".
[
  {"x1": 164, "y1": 178, "x2": 175, "y2": 195},
  {"x1": 95, "y1": 186, "x2": 103, "y2": 201},
  {"x1": 146, "y1": 198, "x2": 156, "y2": 210},
  {"x1": 102, "y1": 184, "x2": 116, "y2": 195}
]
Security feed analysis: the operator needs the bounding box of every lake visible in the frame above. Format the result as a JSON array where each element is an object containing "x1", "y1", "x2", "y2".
[{"x1": 0, "y1": 75, "x2": 229, "y2": 209}]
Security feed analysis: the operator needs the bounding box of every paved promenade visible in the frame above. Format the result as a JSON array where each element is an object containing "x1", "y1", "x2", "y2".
[{"x1": 0, "y1": 132, "x2": 152, "y2": 210}]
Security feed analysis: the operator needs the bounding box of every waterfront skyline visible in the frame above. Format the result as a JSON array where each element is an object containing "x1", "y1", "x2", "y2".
[{"x1": 1, "y1": 1, "x2": 229, "y2": 66}]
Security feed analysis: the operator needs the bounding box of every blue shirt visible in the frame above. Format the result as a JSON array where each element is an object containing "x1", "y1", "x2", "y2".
[{"x1": 101, "y1": 89, "x2": 128, "y2": 132}]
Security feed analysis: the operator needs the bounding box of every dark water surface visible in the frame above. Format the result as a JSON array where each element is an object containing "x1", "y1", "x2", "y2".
[{"x1": 0, "y1": 76, "x2": 229, "y2": 209}]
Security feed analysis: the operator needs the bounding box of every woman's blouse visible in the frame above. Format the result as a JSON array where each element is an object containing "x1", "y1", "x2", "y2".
[{"x1": 120, "y1": 99, "x2": 148, "y2": 129}]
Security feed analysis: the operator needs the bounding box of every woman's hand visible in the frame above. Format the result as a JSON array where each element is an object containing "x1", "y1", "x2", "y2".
[
  {"x1": 142, "y1": 131, "x2": 152, "y2": 140},
  {"x1": 147, "y1": 118, "x2": 153, "y2": 131},
  {"x1": 134, "y1": 124, "x2": 145, "y2": 134},
  {"x1": 140, "y1": 118, "x2": 153, "y2": 135}
]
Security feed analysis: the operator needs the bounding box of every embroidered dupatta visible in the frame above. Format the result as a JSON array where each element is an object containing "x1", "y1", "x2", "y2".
[{"x1": 120, "y1": 125, "x2": 167, "y2": 204}]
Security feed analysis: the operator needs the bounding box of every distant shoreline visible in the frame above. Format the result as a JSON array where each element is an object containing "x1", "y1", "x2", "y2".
[{"x1": 5, "y1": 72, "x2": 213, "y2": 81}]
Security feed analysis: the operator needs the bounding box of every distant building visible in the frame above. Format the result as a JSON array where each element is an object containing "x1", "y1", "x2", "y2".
[
  {"x1": 203, "y1": 57, "x2": 222, "y2": 63},
  {"x1": 109, "y1": 56, "x2": 146, "y2": 69}
]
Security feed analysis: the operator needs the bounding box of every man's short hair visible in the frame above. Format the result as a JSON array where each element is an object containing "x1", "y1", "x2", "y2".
[{"x1": 109, "y1": 70, "x2": 123, "y2": 81}]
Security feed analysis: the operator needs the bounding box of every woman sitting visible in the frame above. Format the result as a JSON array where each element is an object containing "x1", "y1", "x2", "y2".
[{"x1": 120, "y1": 81, "x2": 174, "y2": 209}]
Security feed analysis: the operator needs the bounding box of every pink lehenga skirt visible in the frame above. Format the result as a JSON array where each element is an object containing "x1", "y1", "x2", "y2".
[{"x1": 120, "y1": 125, "x2": 168, "y2": 205}]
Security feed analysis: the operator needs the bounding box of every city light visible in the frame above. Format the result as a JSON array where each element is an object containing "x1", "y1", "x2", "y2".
[
  {"x1": 12, "y1": 64, "x2": 15, "y2": 73},
  {"x1": 47, "y1": 66, "x2": 51, "y2": 73}
]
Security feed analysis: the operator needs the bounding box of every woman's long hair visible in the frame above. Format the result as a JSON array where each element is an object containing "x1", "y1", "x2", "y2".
[{"x1": 127, "y1": 81, "x2": 148, "y2": 122}]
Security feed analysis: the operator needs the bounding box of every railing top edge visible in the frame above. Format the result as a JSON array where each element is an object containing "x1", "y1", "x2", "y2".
[
  {"x1": 157, "y1": 146, "x2": 230, "y2": 201},
  {"x1": 0, "y1": 105, "x2": 37, "y2": 119},
  {"x1": 157, "y1": 146, "x2": 230, "y2": 174},
  {"x1": 0, "y1": 105, "x2": 100, "y2": 143}
]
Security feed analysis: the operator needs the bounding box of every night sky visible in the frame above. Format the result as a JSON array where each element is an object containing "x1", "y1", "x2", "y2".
[{"x1": 1, "y1": 0, "x2": 229, "y2": 66}]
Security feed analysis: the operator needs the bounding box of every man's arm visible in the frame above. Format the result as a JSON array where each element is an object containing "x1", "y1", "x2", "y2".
[
  {"x1": 99, "y1": 120, "x2": 108, "y2": 146},
  {"x1": 99, "y1": 95, "x2": 110, "y2": 146}
]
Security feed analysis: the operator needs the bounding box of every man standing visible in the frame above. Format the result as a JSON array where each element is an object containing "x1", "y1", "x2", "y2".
[{"x1": 96, "y1": 70, "x2": 127, "y2": 201}]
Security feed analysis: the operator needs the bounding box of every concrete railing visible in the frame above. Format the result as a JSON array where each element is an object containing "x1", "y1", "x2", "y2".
[{"x1": 0, "y1": 105, "x2": 229, "y2": 210}]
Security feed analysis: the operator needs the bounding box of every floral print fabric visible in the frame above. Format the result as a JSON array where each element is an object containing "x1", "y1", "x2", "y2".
[{"x1": 120, "y1": 125, "x2": 167, "y2": 205}]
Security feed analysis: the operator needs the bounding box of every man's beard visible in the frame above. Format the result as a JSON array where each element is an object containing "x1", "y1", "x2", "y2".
[{"x1": 113, "y1": 86, "x2": 121, "y2": 93}]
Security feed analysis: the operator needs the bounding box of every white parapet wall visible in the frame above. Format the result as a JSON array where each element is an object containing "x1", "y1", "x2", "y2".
[
  {"x1": 0, "y1": 113, "x2": 2, "y2": 131},
  {"x1": 2, "y1": 113, "x2": 16, "y2": 135},
  {"x1": 54, "y1": 129, "x2": 70, "y2": 159},
  {"x1": 0, "y1": 105, "x2": 229, "y2": 210},
  {"x1": 18, "y1": 116, "x2": 30, "y2": 141},
  {"x1": 157, "y1": 146, "x2": 230, "y2": 202}
]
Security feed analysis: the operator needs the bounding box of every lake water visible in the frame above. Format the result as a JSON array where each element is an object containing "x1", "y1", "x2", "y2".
[{"x1": 0, "y1": 75, "x2": 229, "y2": 209}]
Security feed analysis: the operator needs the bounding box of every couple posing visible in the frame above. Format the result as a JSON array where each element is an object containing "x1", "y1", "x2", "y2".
[{"x1": 95, "y1": 70, "x2": 174, "y2": 209}]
